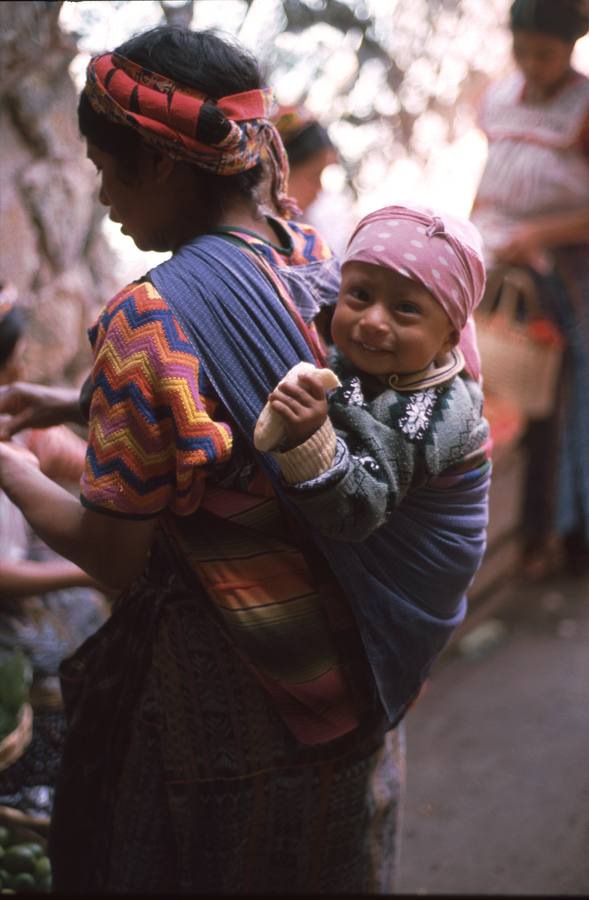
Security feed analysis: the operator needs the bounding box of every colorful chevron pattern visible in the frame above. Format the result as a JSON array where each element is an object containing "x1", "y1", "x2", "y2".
[
  {"x1": 81, "y1": 279, "x2": 233, "y2": 517},
  {"x1": 214, "y1": 217, "x2": 334, "y2": 268}
]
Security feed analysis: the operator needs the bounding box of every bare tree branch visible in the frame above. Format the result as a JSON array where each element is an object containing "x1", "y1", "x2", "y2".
[{"x1": 160, "y1": 0, "x2": 194, "y2": 28}]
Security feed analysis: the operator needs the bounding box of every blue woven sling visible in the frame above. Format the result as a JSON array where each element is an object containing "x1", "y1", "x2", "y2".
[{"x1": 150, "y1": 233, "x2": 490, "y2": 728}]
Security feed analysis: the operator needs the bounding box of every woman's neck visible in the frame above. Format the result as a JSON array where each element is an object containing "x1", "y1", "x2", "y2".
[
  {"x1": 167, "y1": 164, "x2": 281, "y2": 250},
  {"x1": 523, "y1": 67, "x2": 575, "y2": 103},
  {"x1": 216, "y1": 199, "x2": 278, "y2": 243},
  {"x1": 169, "y1": 199, "x2": 279, "y2": 251}
]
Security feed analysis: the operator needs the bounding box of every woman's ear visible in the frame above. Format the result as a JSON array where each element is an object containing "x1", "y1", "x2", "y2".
[
  {"x1": 140, "y1": 145, "x2": 176, "y2": 184},
  {"x1": 153, "y1": 151, "x2": 176, "y2": 184}
]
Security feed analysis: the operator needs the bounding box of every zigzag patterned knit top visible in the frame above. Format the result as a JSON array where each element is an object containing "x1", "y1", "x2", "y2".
[{"x1": 80, "y1": 218, "x2": 332, "y2": 519}]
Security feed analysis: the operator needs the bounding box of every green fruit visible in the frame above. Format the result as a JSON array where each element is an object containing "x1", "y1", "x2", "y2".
[
  {"x1": 34, "y1": 856, "x2": 51, "y2": 880},
  {"x1": 8, "y1": 871, "x2": 36, "y2": 892},
  {"x1": 1, "y1": 846, "x2": 36, "y2": 875},
  {"x1": 0, "y1": 828, "x2": 10, "y2": 848},
  {"x1": 18, "y1": 844, "x2": 44, "y2": 861},
  {"x1": 0, "y1": 889, "x2": 16, "y2": 894},
  {"x1": 36, "y1": 876, "x2": 52, "y2": 893},
  {"x1": 0, "y1": 870, "x2": 8, "y2": 887},
  {"x1": 0, "y1": 651, "x2": 32, "y2": 714}
]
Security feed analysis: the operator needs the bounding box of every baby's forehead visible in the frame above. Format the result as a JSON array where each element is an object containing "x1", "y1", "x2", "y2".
[{"x1": 341, "y1": 259, "x2": 430, "y2": 290}]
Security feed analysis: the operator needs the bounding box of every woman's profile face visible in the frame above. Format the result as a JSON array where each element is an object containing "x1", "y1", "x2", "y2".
[
  {"x1": 86, "y1": 141, "x2": 170, "y2": 252},
  {"x1": 512, "y1": 30, "x2": 574, "y2": 97}
]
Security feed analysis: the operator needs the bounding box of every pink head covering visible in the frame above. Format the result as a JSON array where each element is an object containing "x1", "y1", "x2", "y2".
[{"x1": 342, "y1": 205, "x2": 486, "y2": 381}]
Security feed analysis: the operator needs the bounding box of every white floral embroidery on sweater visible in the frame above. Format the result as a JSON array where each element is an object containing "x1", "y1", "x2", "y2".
[
  {"x1": 351, "y1": 453, "x2": 381, "y2": 475},
  {"x1": 398, "y1": 388, "x2": 439, "y2": 441},
  {"x1": 342, "y1": 377, "x2": 366, "y2": 407}
]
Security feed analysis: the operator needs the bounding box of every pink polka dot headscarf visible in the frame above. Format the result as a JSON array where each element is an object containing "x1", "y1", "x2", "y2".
[{"x1": 342, "y1": 205, "x2": 486, "y2": 381}]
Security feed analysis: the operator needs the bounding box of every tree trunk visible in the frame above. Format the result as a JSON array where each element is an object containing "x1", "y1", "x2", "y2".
[{"x1": 0, "y1": 0, "x2": 116, "y2": 385}]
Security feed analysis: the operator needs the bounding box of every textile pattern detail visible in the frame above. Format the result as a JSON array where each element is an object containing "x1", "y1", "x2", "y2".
[
  {"x1": 80, "y1": 279, "x2": 233, "y2": 518},
  {"x1": 49, "y1": 535, "x2": 400, "y2": 894},
  {"x1": 85, "y1": 52, "x2": 297, "y2": 217}
]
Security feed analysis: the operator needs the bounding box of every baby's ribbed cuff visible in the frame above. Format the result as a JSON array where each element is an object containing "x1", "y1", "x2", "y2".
[{"x1": 271, "y1": 419, "x2": 337, "y2": 484}]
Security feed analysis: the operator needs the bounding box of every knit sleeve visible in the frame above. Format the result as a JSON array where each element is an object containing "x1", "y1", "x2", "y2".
[
  {"x1": 278, "y1": 375, "x2": 489, "y2": 542},
  {"x1": 80, "y1": 280, "x2": 233, "y2": 518},
  {"x1": 278, "y1": 382, "x2": 425, "y2": 542}
]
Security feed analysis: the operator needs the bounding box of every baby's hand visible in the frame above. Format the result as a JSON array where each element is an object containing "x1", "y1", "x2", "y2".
[
  {"x1": 253, "y1": 362, "x2": 340, "y2": 451},
  {"x1": 268, "y1": 372, "x2": 328, "y2": 449}
]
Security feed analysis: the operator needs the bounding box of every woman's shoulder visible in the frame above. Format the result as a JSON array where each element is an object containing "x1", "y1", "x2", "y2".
[
  {"x1": 481, "y1": 69, "x2": 524, "y2": 110},
  {"x1": 89, "y1": 277, "x2": 177, "y2": 348},
  {"x1": 482, "y1": 67, "x2": 589, "y2": 118},
  {"x1": 99, "y1": 276, "x2": 168, "y2": 319},
  {"x1": 258, "y1": 217, "x2": 335, "y2": 267},
  {"x1": 283, "y1": 219, "x2": 334, "y2": 265},
  {"x1": 203, "y1": 218, "x2": 334, "y2": 270},
  {"x1": 568, "y1": 68, "x2": 589, "y2": 94}
]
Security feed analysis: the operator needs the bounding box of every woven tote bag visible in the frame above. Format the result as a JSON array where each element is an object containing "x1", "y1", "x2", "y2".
[{"x1": 475, "y1": 266, "x2": 564, "y2": 420}]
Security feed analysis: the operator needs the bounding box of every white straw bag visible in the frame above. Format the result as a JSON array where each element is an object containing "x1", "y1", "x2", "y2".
[{"x1": 475, "y1": 266, "x2": 564, "y2": 420}]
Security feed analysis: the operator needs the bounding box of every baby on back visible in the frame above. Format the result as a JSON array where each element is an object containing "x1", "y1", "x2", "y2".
[{"x1": 255, "y1": 204, "x2": 491, "y2": 541}]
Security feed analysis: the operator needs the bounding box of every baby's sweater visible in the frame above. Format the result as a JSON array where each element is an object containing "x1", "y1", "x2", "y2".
[{"x1": 275, "y1": 350, "x2": 490, "y2": 542}]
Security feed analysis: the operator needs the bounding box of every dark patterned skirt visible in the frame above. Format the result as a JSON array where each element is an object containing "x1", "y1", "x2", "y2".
[
  {"x1": 49, "y1": 537, "x2": 404, "y2": 894},
  {"x1": 0, "y1": 708, "x2": 65, "y2": 818}
]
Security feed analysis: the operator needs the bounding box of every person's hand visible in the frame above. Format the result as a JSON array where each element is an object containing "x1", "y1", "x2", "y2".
[
  {"x1": 0, "y1": 382, "x2": 82, "y2": 439},
  {"x1": 267, "y1": 371, "x2": 328, "y2": 449},
  {"x1": 0, "y1": 439, "x2": 41, "y2": 485},
  {"x1": 494, "y1": 223, "x2": 551, "y2": 273}
]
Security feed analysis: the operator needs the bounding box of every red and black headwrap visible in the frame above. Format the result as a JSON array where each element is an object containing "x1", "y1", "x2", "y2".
[{"x1": 84, "y1": 52, "x2": 299, "y2": 217}]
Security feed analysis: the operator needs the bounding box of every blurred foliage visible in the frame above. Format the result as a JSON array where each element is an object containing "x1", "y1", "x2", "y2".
[{"x1": 60, "y1": 0, "x2": 512, "y2": 199}]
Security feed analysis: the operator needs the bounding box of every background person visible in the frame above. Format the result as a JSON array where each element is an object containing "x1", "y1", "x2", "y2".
[
  {"x1": 275, "y1": 103, "x2": 355, "y2": 258},
  {"x1": 470, "y1": 0, "x2": 589, "y2": 578},
  {"x1": 0, "y1": 285, "x2": 108, "y2": 821},
  {"x1": 0, "y1": 27, "x2": 404, "y2": 894},
  {"x1": 274, "y1": 104, "x2": 338, "y2": 214}
]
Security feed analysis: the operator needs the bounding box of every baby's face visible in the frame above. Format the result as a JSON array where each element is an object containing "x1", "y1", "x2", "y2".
[{"x1": 332, "y1": 261, "x2": 458, "y2": 379}]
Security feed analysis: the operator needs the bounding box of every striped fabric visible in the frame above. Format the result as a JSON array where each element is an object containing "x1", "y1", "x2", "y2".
[
  {"x1": 86, "y1": 53, "x2": 274, "y2": 175},
  {"x1": 212, "y1": 219, "x2": 334, "y2": 267},
  {"x1": 80, "y1": 219, "x2": 369, "y2": 745},
  {"x1": 50, "y1": 539, "x2": 401, "y2": 894},
  {"x1": 148, "y1": 234, "x2": 491, "y2": 730}
]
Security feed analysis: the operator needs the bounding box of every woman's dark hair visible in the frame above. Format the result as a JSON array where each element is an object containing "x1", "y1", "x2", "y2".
[
  {"x1": 510, "y1": 0, "x2": 589, "y2": 42},
  {"x1": 284, "y1": 121, "x2": 334, "y2": 168},
  {"x1": 0, "y1": 306, "x2": 25, "y2": 369},
  {"x1": 78, "y1": 26, "x2": 266, "y2": 200}
]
